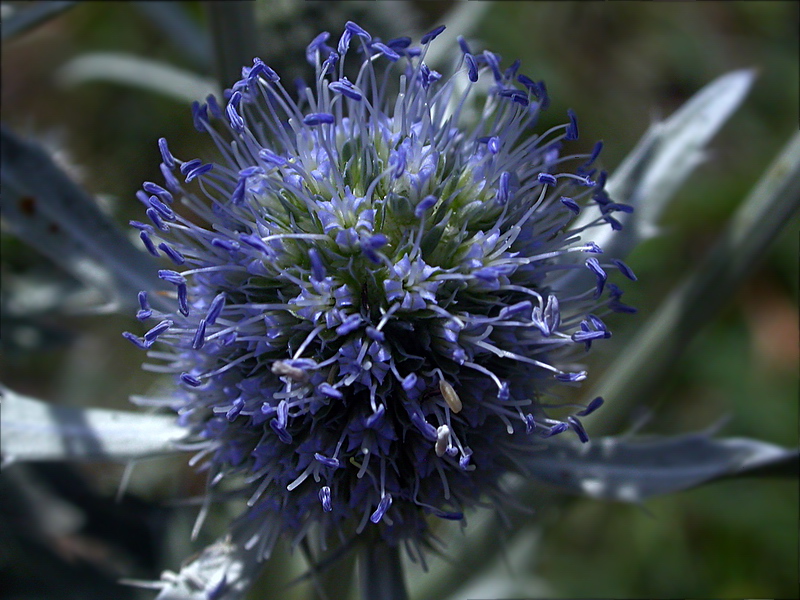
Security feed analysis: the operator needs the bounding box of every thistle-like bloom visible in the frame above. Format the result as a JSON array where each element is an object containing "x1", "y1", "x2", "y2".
[{"x1": 124, "y1": 23, "x2": 635, "y2": 561}]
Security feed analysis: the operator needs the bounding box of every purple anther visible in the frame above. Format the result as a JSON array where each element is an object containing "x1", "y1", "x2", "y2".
[
  {"x1": 524, "y1": 414, "x2": 537, "y2": 434},
  {"x1": 345, "y1": 21, "x2": 371, "y2": 41},
  {"x1": 584, "y1": 242, "x2": 603, "y2": 254},
  {"x1": 248, "y1": 58, "x2": 279, "y2": 83},
  {"x1": 206, "y1": 293, "x2": 225, "y2": 325},
  {"x1": 303, "y1": 112, "x2": 335, "y2": 126},
  {"x1": 306, "y1": 248, "x2": 325, "y2": 282},
  {"x1": 587, "y1": 314, "x2": 607, "y2": 331},
  {"x1": 607, "y1": 202, "x2": 634, "y2": 214},
  {"x1": 306, "y1": 31, "x2": 331, "y2": 64},
  {"x1": 319, "y1": 486, "x2": 332, "y2": 512},
  {"x1": 499, "y1": 300, "x2": 531, "y2": 319},
  {"x1": 497, "y1": 382, "x2": 510, "y2": 401},
  {"x1": 555, "y1": 371, "x2": 587, "y2": 382},
  {"x1": 362, "y1": 233, "x2": 387, "y2": 264},
  {"x1": 158, "y1": 242, "x2": 185, "y2": 265},
  {"x1": 421, "y1": 25, "x2": 446, "y2": 45},
  {"x1": 366, "y1": 404, "x2": 385, "y2": 428},
  {"x1": 129, "y1": 220, "x2": 153, "y2": 232},
  {"x1": 226, "y1": 398, "x2": 244, "y2": 422},
  {"x1": 411, "y1": 412, "x2": 438, "y2": 442},
  {"x1": 611, "y1": 259, "x2": 637, "y2": 281},
  {"x1": 206, "y1": 94, "x2": 223, "y2": 119},
  {"x1": 387, "y1": 36, "x2": 412, "y2": 51},
  {"x1": 498, "y1": 88, "x2": 529, "y2": 106},
  {"x1": 565, "y1": 108, "x2": 579, "y2": 141},
  {"x1": 537, "y1": 172, "x2": 557, "y2": 186},
  {"x1": 239, "y1": 233, "x2": 271, "y2": 254},
  {"x1": 457, "y1": 35, "x2": 471, "y2": 55},
  {"x1": 192, "y1": 319, "x2": 207, "y2": 350},
  {"x1": 146, "y1": 208, "x2": 169, "y2": 232},
  {"x1": 505, "y1": 59, "x2": 521, "y2": 80},
  {"x1": 459, "y1": 450, "x2": 472, "y2": 470},
  {"x1": 543, "y1": 294, "x2": 561, "y2": 333},
  {"x1": 465, "y1": 53, "x2": 479, "y2": 82},
  {"x1": 576, "y1": 396, "x2": 604, "y2": 417},
  {"x1": 541, "y1": 422, "x2": 569, "y2": 438},
  {"x1": 517, "y1": 74, "x2": 536, "y2": 92},
  {"x1": 321, "y1": 51, "x2": 339, "y2": 74},
  {"x1": 191, "y1": 101, "x2": 209, "y2": 132},
  {"x1": 560, "y1": 196, "x2": 580, "y2": 214},
  {"x1": 586, "y1": 140, "x2": 603, "y2": 166},
  {"x1": 226, "y1": 99, "x2": 245, "y2": 133},
  {"x1": 585, "y1": 257, "x2": 607, "y2": 298},
  {"x1": 402, "y1": 373, "x2": 418, "y2": 391},
  {"x1": 359, "y1": 326, "x2": 382, "y2": 343},
  {"x1": 270, "y1": 419, "x2": 292, "y2": 444},
  {"x1": 567, "y1": 416, "x2": 589, "y2": 443},
  {"x1": 335, "y1": 313, "x2": 362, "y2": 336},
  {"x1": 317, "y1": 383, "x2": 343, "y2": 399},
  {"x1": 329, "y1": 78, "x2": 363, "y2": 101},
  {"x1": 158, "y1": 269, "x2": 185, "y2": 285},
  {"x1": 144, "y1": 182, "x2": 173, "y2": 204},
  {"x1": 487, "y1": 136, "x2": 501, "y2": 154},
  {"x1": 160, "y1": 163, "x2": 181, "y2": 192},
  {"x1": 371, "y1": 42, "x2": 400, "y2": 62},
  {"x1": 136, "y1": 291, "x2": 152, "y2": 321},
  {"x1": 122, "y1": 331, "x2": 151, "y2": 350},
  {"x1": 180, "y1": 372, "x2": 202, "y2": 387},
  {"x1": 415, "y1": 195, "x2": 437, "y2": 218},
  {"x1": 259, "y1": 148, "x2": 287, "y2": 166},
  {"x1": 482, "y1": 50, "x2": 502, "y2": 81},
  {"x1": 536, "y1": 79, "x2": 550, "y2": 109},
  {"x1": 144, "y1": 319, "x2": 173, "y2": 343},
  {"x1": 369, "y1": 493, "x2": 392, "y2": 524},
  {"x1": 571, "y1": 328, "x2": 609, "y2": 344},
  {"x1": 211, "y1": 238, "x2": 240, "y2": 253},
  {"x1": 177, "y1": 283, "x2": 189, "y2": 316},
  {"x1": 158, "y1": 138, "x2": 176, "y2": 169},
  {"x1": 148, "y1": 196, "x2": 175, "y2": 220},
  {"x1": 139, "y1": 231, "x2": 160, "y2": 257},
  {"x1": 276, "y1": 400, "x2": 289, "y2": 428},
  {"x1": 314, "y1": 453, "x2": 340, "y2": 469},
  {"x1": 496, "y1": 171, "x2": 510, "y2": 204},
  {"x1": 336, "y1": 28, "x2": 353, "y2": 55},
  {"x1": 180, "y1": 158, "x2": 202, "y2": 176},
  {"x1": 230, "y1": 175, "x2": 252, "y2": 203},
  {"x1": 184, "y1": 162, "x2": 213, "y2": 183}
]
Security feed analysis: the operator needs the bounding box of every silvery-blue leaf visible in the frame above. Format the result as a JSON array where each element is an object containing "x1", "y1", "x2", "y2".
[
  {"x1": 124, "y1": 536, "x2": 263, "y2": 600},
  {"x1": 0, "y1": 386, "x2": 186, "y2": 465},
  {"x1": 557, "y1": 69, "x2": 755, "y2": 294},
  {"x1": 608, "y1": 69, "x2": 754, "y2": 243},
  {"x1": 57, "y1": 53, "x2": 219, "y2": 104},
  {"x1": 587, "y1": 131, "x2": 800, "y2": 425},
  {"x1": 525, "y1": 433, "x2": 799, "y2": 502},
  {"x1": 0, "y1": 126, "x2": 169, "y2": 313},
  {"x1": 1, "y1": 1, "x2": 77, "y2": 42}
]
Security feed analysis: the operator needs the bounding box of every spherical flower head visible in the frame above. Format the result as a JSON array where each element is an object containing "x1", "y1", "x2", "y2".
[{"x1": 125, "y1": 23, "x2": 636, "y2": 560}]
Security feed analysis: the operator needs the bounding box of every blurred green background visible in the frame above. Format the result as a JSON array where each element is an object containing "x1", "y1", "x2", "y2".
[{"x1": 1, "y1": 1, "x2": 797, "y2": 599}]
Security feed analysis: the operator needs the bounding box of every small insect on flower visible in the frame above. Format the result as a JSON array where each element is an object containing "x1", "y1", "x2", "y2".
[{"x1": 123, "y1": 22, "x2": 635, "y2": 562}]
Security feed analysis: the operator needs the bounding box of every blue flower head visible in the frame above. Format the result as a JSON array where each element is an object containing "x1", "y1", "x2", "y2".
[{"x1": 124, "y1": 23, "x2": 636, "y2": 561}]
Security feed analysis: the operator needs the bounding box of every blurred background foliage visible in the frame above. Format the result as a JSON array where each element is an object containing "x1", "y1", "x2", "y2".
[{"x1": 1, "y1": 1, "x2": 797, "y2": 599}]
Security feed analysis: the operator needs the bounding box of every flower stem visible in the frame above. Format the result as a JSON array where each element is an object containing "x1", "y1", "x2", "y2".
[{"x1": 359, "y1": 540, "x2": 409, "y2": 600}]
